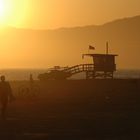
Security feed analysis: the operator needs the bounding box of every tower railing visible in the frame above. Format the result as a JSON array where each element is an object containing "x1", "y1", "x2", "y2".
[{"x1": 63, "y1": 64, "x2": 94, "y2": 75}]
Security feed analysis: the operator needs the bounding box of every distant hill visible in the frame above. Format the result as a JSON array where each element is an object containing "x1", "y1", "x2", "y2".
[{"x1": 0, "y1": 15, "x2": 140, "y2": 69}]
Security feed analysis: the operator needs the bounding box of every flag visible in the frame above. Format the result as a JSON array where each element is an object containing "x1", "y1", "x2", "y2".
[{"x1": 89, "y1": 45, "x2": 95, "y2": 50}]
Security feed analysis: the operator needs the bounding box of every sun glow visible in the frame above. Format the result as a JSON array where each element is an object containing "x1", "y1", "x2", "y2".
[
  {"x1": 0, "y1": 0, "x2": 29, "y2": 27},
  {"x1": 0, "y1": 1, "x2": 5, "y2": 17},
  {"x1": 0, "y1": 0, "x2": 12, "y2": 24}
]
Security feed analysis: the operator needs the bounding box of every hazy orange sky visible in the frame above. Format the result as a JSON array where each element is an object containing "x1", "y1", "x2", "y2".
[
  {"x1": 1, "y1": 0, "x2": 140, "y2": 29},
  {"x1": 0, "y1": 0, "x2": 140, "y2": 69}
]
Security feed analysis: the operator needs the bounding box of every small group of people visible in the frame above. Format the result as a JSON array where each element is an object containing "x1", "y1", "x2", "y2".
[{"x1": 0, "y1": 75, "x2": 14, "y2": 120}]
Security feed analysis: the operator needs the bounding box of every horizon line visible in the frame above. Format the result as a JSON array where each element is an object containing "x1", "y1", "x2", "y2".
[{"x1": 0, "y1": 14, "x2": 139, "y2": 31}]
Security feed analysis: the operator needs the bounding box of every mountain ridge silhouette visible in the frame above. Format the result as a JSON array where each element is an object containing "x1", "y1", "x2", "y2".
[{"x1": 0, "y1": 15, "x2": 140, "y2": 69}]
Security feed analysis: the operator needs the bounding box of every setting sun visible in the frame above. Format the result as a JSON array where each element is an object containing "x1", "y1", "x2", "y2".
[
  {"x1": 0, "y1": 0, "x2": 9, "y2": 22},
  {"x1": 0, "y1": 0, "x2": 5, "y2": 16},
  {"x1": 0, "y1": 0, "x2": 29, "y2": 26},
  {"x1": 0, "y1": 0, "x2": 16, "y2": 25}
]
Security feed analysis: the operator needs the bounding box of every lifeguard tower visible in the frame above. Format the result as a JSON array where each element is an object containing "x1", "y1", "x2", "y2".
[
  {"x1": 38, "y1": 42, "x2": 118, "y2": 80},
  {"x1": 83, "y1": 43, "x2": 118, "y2": 79}
]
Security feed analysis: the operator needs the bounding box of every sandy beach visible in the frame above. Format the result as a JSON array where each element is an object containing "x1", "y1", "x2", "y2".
[{"x1": 0, "y1": 79, "x2": 140, "y2": 140}]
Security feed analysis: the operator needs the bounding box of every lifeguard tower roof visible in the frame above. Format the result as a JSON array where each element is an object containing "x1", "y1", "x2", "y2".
[
  {"x1": 95, "y1": 54, "x2": 117, "y2": 56},
  {"x1": 83, "y1": 54, "x2": 118, "y2": 58}
]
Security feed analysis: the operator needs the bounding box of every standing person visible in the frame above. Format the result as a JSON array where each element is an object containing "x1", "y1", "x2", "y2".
[
  {"x1": 29, "y1": 74, "x2": 34, "y2": 84},
  {"x1": 0, "y1": 75, "x2": 14, "y2": 120},
  {"x1": 29, "y1": 74, "x2": 34, "y2": 92}
]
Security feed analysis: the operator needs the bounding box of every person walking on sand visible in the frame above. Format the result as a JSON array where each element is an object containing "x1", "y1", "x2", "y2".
[{"x1": 0, "y1": 75, "x2": 14, "y2": 120}]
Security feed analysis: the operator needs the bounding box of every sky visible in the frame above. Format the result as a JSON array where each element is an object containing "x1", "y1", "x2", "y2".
[
  {"x1": 0, "y1": 0, "x2": 140, "y2": 69},
  {"x1": 1, "y1": 0, "x2": 140, "y2": 29}
]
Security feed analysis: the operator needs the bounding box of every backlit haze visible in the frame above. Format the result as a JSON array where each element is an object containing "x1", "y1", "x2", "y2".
[
  {"x1": 0, "y1": 0, "x2": 140, "y2": 29},
  {"x1": 0, "y1": 0, "x2": 140, "y2": 69}
]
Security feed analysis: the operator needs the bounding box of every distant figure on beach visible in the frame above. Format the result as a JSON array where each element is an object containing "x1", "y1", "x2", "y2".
[
  {"x1": 29, "y1": 74, "x2": 34, "y2": 89},
  {"x1": 30, "y1": 74, "x2": 34, "y2": 84},
  {"x1": 0, "y1": 75, "x2": 14, "y2": 120}
]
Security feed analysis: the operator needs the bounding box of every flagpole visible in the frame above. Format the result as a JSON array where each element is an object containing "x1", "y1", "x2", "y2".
[{"x1": 106, "y1": 42, "x2": 109, "y2": 55}]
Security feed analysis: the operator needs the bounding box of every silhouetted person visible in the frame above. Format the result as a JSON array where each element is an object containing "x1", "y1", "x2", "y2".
[
  {"x1": 0, "y1": 75, "x2": 14, "y2": 120},
  {"x1": 30, "y1": 74, "x2": 34, "y2": 84},
  {"x1": 29, "y1": 74, "x2": 34, "y2": 91}
]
